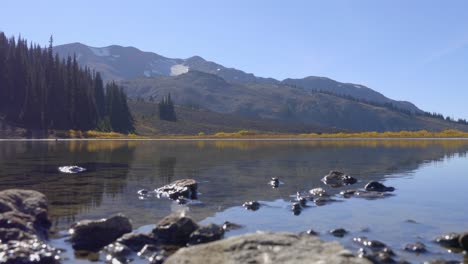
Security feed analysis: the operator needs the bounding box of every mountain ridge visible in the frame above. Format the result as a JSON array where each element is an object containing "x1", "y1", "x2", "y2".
[{"x1": 54, "y1": 42, "x2": 419, "y2": 113}]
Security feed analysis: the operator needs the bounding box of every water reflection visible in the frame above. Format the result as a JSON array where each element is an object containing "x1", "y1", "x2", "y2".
[{"x1": 0, "y1": 139, "x2": 468, "y2": 230}]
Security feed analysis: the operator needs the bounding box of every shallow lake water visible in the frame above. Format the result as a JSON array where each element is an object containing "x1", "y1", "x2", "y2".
[{"x1": 1, "y1": 139, "x2": 468, "y2": 263}]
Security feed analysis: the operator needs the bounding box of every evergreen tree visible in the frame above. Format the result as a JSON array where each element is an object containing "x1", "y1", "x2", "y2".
[{"x1": 158, "y1": 93, "x2": 177, "y2": 121}]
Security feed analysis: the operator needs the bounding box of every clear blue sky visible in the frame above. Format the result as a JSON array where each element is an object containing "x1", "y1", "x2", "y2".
[{"x1": 2, "y1": 0, "x2": 467, "y2": 119}]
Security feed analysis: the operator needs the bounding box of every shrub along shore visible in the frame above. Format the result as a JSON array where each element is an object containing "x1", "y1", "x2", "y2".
[{"x1": 51, "y1": 129, "x2": 468, "y2": 139}]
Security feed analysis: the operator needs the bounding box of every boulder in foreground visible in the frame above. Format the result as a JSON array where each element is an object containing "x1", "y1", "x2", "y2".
[{"x1": 165, "y1": 232, "x2": 371, "y2": 264}]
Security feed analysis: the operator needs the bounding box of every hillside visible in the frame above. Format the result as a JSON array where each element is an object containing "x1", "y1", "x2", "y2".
[
  {"x1": 129, "y1": 101, "x2": 338, "y2": 135},
  {"x1": 53, "y1": 43, "x2": 420, "y2": 113},
  {"x1": 122, "y1": 71, "x2": 468, "y2": 132}
]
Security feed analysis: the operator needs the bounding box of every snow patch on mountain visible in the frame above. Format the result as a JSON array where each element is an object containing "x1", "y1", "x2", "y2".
[
  {"x1": 88, "y1": 47, "x2": 110, "y2": 57},
  {"x1": 170, "y1": 64, "x2": 189, "y2": 76}
]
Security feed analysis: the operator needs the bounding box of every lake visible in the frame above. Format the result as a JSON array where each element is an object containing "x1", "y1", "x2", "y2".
[{"x1": 1, "y1": 139, "x2": 467, "y2": 263}]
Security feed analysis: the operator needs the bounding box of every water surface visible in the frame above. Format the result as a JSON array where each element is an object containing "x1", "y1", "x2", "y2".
[{"x1": 1, "y1": 140, "x2": 467, "y2": 263}]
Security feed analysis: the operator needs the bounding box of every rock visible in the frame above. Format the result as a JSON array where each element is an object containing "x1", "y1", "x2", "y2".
[
  {"x1": 309, "y1": 187, "x2": 329, "y2": 197},
  {"x1": 242, "y1": 201, "x2": 260, "y2": 211},
  {"x1": 330, "y1": 228, "x2": 348, "y2": 238},
  {"x1": 0, "y1": 189, "x2": 51, "y2": 239},
  {"x1": 152, "y1": 215, "x2": 199, "y2": 246},
  {"x1": 270, "y1": 177, "x2": 279, "y2": 188},
  {"x1": 404, "y1": 241, "x2": 426, "y2": 253},
  {"x1": 58, "y1": 165, "x2": 86, "y2": 174},
  {"x1": 340, "y1": 189, "x2": 359, "y2": 198},
  {"x1": 315, "y1": 197, "x2": 336, "y2": 206},
  {"x1": 423, "y1": 260, "x2": 461, "y2": 264},
  {"x1": 116, "y1": 232, "x2": 159, "y2": 252},
  {"x1": 322, "y1": 170, "x2": 357, "y2": 187},
  {"x1": 0, "y1": 227, "x2": 35, "y2": 242},
  {"x1": 364, "y1": 181, "x2": 395, "y2": 192},
  {"x1": 164, "y1": 232, "x2": 371, "y2": 264},
  {"x1": 222, "y1": 221, "x2": 243, "y2": 232},
  {"x1": 291, "y1": 202, "x2": 301, "y2": 215},
  {"x1": 353, "y1": 236, "x2": 387, "y2": 250},
  {"x1": 435, "y1": 233, "x2": 461, "y2": 249},
  {"x1": 188, "y1": 223, "x2": 224, "y2": 245},
  {"x1": 306, "y1": 229, "x2": 319, "y2": 236},
  {"x1": 458, "y1": 232, "x2": 468, "y2": 251},
  {"x1": 155, "y1": 179, "x2": 198, "y2": 200},
  {"x1": 104, "y1": 242, "x2": 133, "y2": 263},
  {"x1": 297, "y1": 196, "x2": 307, "y2": 207},
  {"x1": 69, "y1": 214, "x2": 132, "y2": 251},
  {"x1": 0, "y1": 237, "x2": 61, "y2": 264}
]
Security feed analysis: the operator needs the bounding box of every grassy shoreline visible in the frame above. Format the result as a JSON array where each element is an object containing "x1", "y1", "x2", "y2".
[{"x1": 3, "y1": 129, "x2": 468, "y2": 140}]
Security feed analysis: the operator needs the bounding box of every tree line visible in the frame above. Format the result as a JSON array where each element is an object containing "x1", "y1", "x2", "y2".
[{"x1": 0, "y1": 33, "x2": 134, "y2": 133}]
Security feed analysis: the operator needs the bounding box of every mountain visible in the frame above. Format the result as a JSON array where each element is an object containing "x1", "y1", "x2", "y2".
[
  {"x1": 54, "y1": 42, "x2": 467, "y2": 132},
  {"x1": 53, "y1": 43, "x2": 418, "y2": 113},
  {"x1": 121, "y1": 71, "x2": 468, "y2": 132}
]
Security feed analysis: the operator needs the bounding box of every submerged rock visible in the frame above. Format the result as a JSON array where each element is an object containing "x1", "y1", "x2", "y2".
[
  {"x1": 330, "y1": 228, "x2": 348, "y2": 238},
  {"x1": 152, "y1": 215, "x2": 199, "y2": 246},
  {"x1": 222, "y1": 221, "x2": 243, "y2": 232},
  {"x1": 314, "y1": 196, "x2": 336, "y2": 206},
  {"x1": 291, "y1": 202, "x2": 302, "y2": 215},
  {"x1": 322, "y1": 170, "x2": 357, "y2": 188},
  {"x1": 459, "y1": 232, "x2": 468, "y2": 251},
  {"x1": 404, "y1": 241, "x2": 427, "y2": 253},
  {"x1": 364, "y1": 181, "x2": 395, "y2": 192},
  {"x1": 353, "y1": 236, "x2": 387, "y2": 250},
  {"x1": 164, "y1": 232, "x2": 371, "y2": 264},
  {"x1": 58, "y1": 165, "x2": 86, "y2": 174},
  {"x1": 435, "y1": 233, "x2": 461, "y2": 249},
  {"x1": 155, "y1": 179, "x2": 198, "y2": 200},
  {"x1": 188, "y1": 223, "x2": 224, "y2": 246},
  {"x1": 69, "y1": 214, "x2": 132, "y2": 251},
  {"x1": 242, "y1": 201, "x2": 260, "y2": 211},
  {"x1": 269, "y1": 177, "x2": 280, "y2": 188}
]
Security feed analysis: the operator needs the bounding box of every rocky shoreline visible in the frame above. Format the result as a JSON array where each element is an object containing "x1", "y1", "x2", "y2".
[{"x1": 1, "y1": 183, "x2": 467, "y2": 263}]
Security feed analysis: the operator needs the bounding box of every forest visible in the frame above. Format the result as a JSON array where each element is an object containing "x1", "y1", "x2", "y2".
[{"x1": 0, "y1": 33, "x2": 134, "y2": 133}]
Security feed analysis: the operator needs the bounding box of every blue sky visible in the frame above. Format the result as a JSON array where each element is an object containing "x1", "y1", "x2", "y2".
[{"x1": 2, "y1": 0, "x2": 467, "y2": 119}]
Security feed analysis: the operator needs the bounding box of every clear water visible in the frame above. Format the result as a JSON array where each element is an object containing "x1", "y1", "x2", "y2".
[{"x1": 0, "y1": 139, "x2": 467, "y2": 263}]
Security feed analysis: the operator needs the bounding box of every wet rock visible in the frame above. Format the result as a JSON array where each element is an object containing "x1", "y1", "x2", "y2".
[
  {"x1": 423, "y1": 260, "x2": 461, "y2": 264},
  {"x1": 330, "y1": 228, "x2": 348, "y2": 238},
  {"x1": 297, "y1": 196, "x2": 307, "y2": 207},
  {"x1": 309, "y1": 187, "x2": 329, "y2": 197},
  {"x1": 0, "y1": 237, "x2": 61, "y2": 264},
  {"x1": 435, "y1": 233, "x2": 461, "y2": 249},
  {"x1": 353, "y1": 236, "x2": 387, "y2": 250},
  {"x1": 340, "y1": 189, "x2": 359, "y2": 198},
  {"x1": 0, "y1": 189, "x2": 51, "y2": 239},
  {"x1": 188, "y1": 223, "x2": 224, "y2": 246},
  {"x1": 104, "y1": 242, "x2": 133, "y2": 263},
  {"x1": 364, "y1": 181, "x2": 395, "y2": 192},
  {"x1": 138, "y1": 244, "x2": 163, "y2": 258},
  {"x1": 314, "y1": 196, "x2": 336, "y2": 206},
  {"x1": 165, "y1": 232, "x2": 371, "y2": 264},
  {"x1": 291, "y1": 202, "x2": 302, "y2": 215},
  {"x1": 69, "y1": 214, "x2": 132, "y2": 251},
  {"x1": 152, "y1": 215, "x2": 199, "y2": 246},
  {"x1": 404, "y1": 241, "x2": 426, "y2": 253},
  {"x1": 58, "y1": 165, "x2": 87, "y2": 174},
  {"x1": 155, "y1": 179, "x2": 198, "y2": 200},
  {"x1": 306, "y1": 229, "x2": 319, "y2": 236},
  {"x1": 459, "y1": 232, "x2": 468, "y2": 251},
  {"x1": 242, "y1": 201, "x2": 260, "y2": 211},
  {"x1": 269, "y1": 177, "x2": 279, "y2": 188},
  {"x1": 116, "y1": 232, "x2": 159, "y2": 252},
  {"x1": 222, "y1": 221, "x2": 243, "y2": 232},
  {"x1": 322, "y1": 170, "x2": 357, "y2": 187}
]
